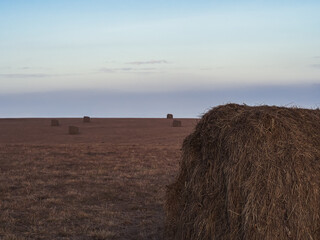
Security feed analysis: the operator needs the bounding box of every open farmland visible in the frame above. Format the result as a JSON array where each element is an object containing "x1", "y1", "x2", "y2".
[{"x1": 0, "y1": 118, "x2": 198, "y2": 239}]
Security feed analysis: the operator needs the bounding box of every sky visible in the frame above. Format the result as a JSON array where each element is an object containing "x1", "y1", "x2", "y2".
[{"x1": 0, "y1": 0, "x2": 319, "y2": 117}]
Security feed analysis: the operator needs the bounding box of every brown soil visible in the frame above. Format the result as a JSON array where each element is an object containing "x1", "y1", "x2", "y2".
[{"x1": 0, "y1": 118, "x2": 198, "y2": 239}]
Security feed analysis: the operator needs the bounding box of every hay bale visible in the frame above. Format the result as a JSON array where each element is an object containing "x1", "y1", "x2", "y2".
[
  {"x1": 69, "y1": 126, "x2": 79, "y2": 135},
  {"x1": 51, "y1": 119, "x2": 59, "y2": 126},
  {"x1": 167, "y1": 114, "x2": 173, "y2": 119},
  {"x1": 172, "y1": 120, "x2": 182, "y2": 127},
  {"x1": 165, "y1": 104, "x2": 320, "y2": 240},
  {"x1": 83, "y1": 116, "x2": 90, "y2": 123}
]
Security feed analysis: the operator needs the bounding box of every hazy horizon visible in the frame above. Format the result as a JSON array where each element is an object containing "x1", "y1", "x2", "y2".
[
  {"x1": 1, "y1": 0, "x2": 319, "y2": 116},
  {"x1": 1, "y1": 83, "x2": 319, "y2": 118}
]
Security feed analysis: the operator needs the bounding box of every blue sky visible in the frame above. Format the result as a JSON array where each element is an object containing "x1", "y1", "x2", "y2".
[{"x1": 0, "y1": 0, "x2": 319, "y2": 116}]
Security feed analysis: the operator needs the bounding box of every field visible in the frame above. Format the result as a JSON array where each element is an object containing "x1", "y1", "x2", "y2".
[{"x1": 0, "y1": 118, "x2": 198, "y2": 239}]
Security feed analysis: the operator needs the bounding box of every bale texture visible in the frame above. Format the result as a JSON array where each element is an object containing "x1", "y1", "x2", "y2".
[
  {"x1": 167, "y1": 114, "x2": 173, "y2": 119},
  {"x1": 172, "y1": 120, "x2": 182, "y2": 127},
  {"x1": 83, "y1": 116, "x2": 90, "y2": 123},
  {"x1": 51, "y1": 119, "x2": 59, "y2": 126},
  {"x1": 69, "y1": 126, "x2": 79, "y2": 135},
  {"x1": 165, "y1": 104, "x2": 320, "y2": 240}
]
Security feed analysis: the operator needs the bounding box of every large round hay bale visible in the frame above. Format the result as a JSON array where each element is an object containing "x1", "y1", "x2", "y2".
[
  {"x1": 167, "y1": 114, "x2": 173, "y2": 119},
  {"x1": 165, "y1": 104, "x2": 320, "y2": 239},
  {"x1": 51, "y1": 119, "x2": 59, "y2": 126},
  {"x1": 83, "y1": 116, "x2": 90, "y2": 123},
  {"x1": 69, "y1": 126, "x2": 79, "y2": 135},
  {"x1": 172, "y1": 120, "x2": 182, "y2": 127}
]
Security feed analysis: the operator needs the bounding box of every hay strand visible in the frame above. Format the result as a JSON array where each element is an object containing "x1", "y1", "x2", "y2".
[{"x1": 165, "y1": 104, "x2": 320, "y2": 240}]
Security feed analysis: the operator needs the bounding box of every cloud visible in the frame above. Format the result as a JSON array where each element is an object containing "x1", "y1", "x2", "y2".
[
  {"x1": 0, "y1": 74, "x2": 52, "y2": 78},
  {"x1": 99, "y1": 68, "x2": 115, "y2": 73},
  {"x1": 0, "y1": 66, "x2": 52, "y2": 71},
  {"x1": 0, "y1": 73, "x2": 77, "y2": 78},
  {"x1": 99, "y1": 68, "x2": 133, "y2": 73},
  {"x1": 310, "y1": 64, "x2": 320, "y2": 69},
  {"x1": 313, "y1": 56, "x2": 320, "y2": 59},
  {"x1": 126, "y1": 60, "x2": 168, "y2": 65},
  {"x1": 19, "y1": 67, "x2": 31, "y2": 70},
  {"x1": 99, "y1": 67, "x2": 156, "y2": 73},
  {"x1": 139, "y1": 68, "x2": 157, "y2": 71},
  {"x1": 120, "y1": 68, "x2": 134, "y2": 71}
]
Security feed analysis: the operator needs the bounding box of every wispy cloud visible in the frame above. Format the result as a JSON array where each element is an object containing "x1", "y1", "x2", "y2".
[
  {"x1": 99, "y1": 68, "x2": 114, "y2": 73},
  {"x1": 310, "y1": 64, "x2": 320, "y2": 69},
  {"x1": 0, "y1": 66, "x2": 51, "y2": 71},
  {"x1": 99, "y1": 67, "x2": 156, "y2": 73},
  {"x1": 313, "y1": 56, "x2": 320, "y2": 59},
  {"x1": 99, "y1": 68, "x2": 132, "y2": 73},
  {"x1": 0, "y1": 73, "x2": 52, "y2": 78},
  {"x1": 140, "y1": 68, "x2": 157, "y2": 71},
  {"x1": 0, "y1": 73, "x2": 76, "y2": 78},
  {"x1": 126, "y1": 60, "x2": 168, "y2": 65}
]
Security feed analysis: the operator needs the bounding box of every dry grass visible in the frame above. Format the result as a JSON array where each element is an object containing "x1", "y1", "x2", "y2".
[
  {"x1": 69, "y1": 126, "x2": 79, "y2": 135},
  {"x1": 51, "y1": 119, "x2": 59, "y2": 127},
  {"x1": 172, "y1": 121, "x2": 181, "y2": 127},
  {"x1": 0, "y1": 117, "x2": 196, "y2": 240}
]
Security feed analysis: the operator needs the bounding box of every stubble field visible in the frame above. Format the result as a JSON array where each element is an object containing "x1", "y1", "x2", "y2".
[{"x1": 0, "y1": 118, "x2": 198, "y2": 239}]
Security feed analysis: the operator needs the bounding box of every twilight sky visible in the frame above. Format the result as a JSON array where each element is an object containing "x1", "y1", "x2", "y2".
[{"x1": 0, "y1": 0, "x2": 319, "y2": 117}]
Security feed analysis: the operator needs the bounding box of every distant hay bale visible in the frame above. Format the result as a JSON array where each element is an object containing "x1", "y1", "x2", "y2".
[
  {"x1": 68, "y1": 126, "x2": 79, "y2": 135},
  {"x1": 167, "y1": 114, "x2": 173, "y2": 119},
  {"x1": 165, "y1": 104, "x2": 320, "y2": 239},
  {"x1": 51, "y1": 119, "x2": 59, "y2": 126},
  {"x1": 83, "y1": 116, "x2": 90, "y2": 123},
  {"x1": 172, "y1": 120, "x2": 182, "y2": 127}
]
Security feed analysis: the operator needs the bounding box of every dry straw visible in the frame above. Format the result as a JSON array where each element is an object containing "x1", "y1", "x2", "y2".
[
  {"x1": 167, "y1": 114, "x2": 173, "y2": 119},
  {"x1": 83, "y1": 116, "x2": 90, "y2": 123},
  {"x1": 172, "y1": 120, "x2": 182, "y2": 127},
  {"x1": 165, "y1": 104, "x2": 320, "y2": 240},
  {"x1": 51, "y1": 119, "x2": 59, "y2": 126},
  {"x1": 69, "y1": 126, "x2": 79, "y2": 135}
]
